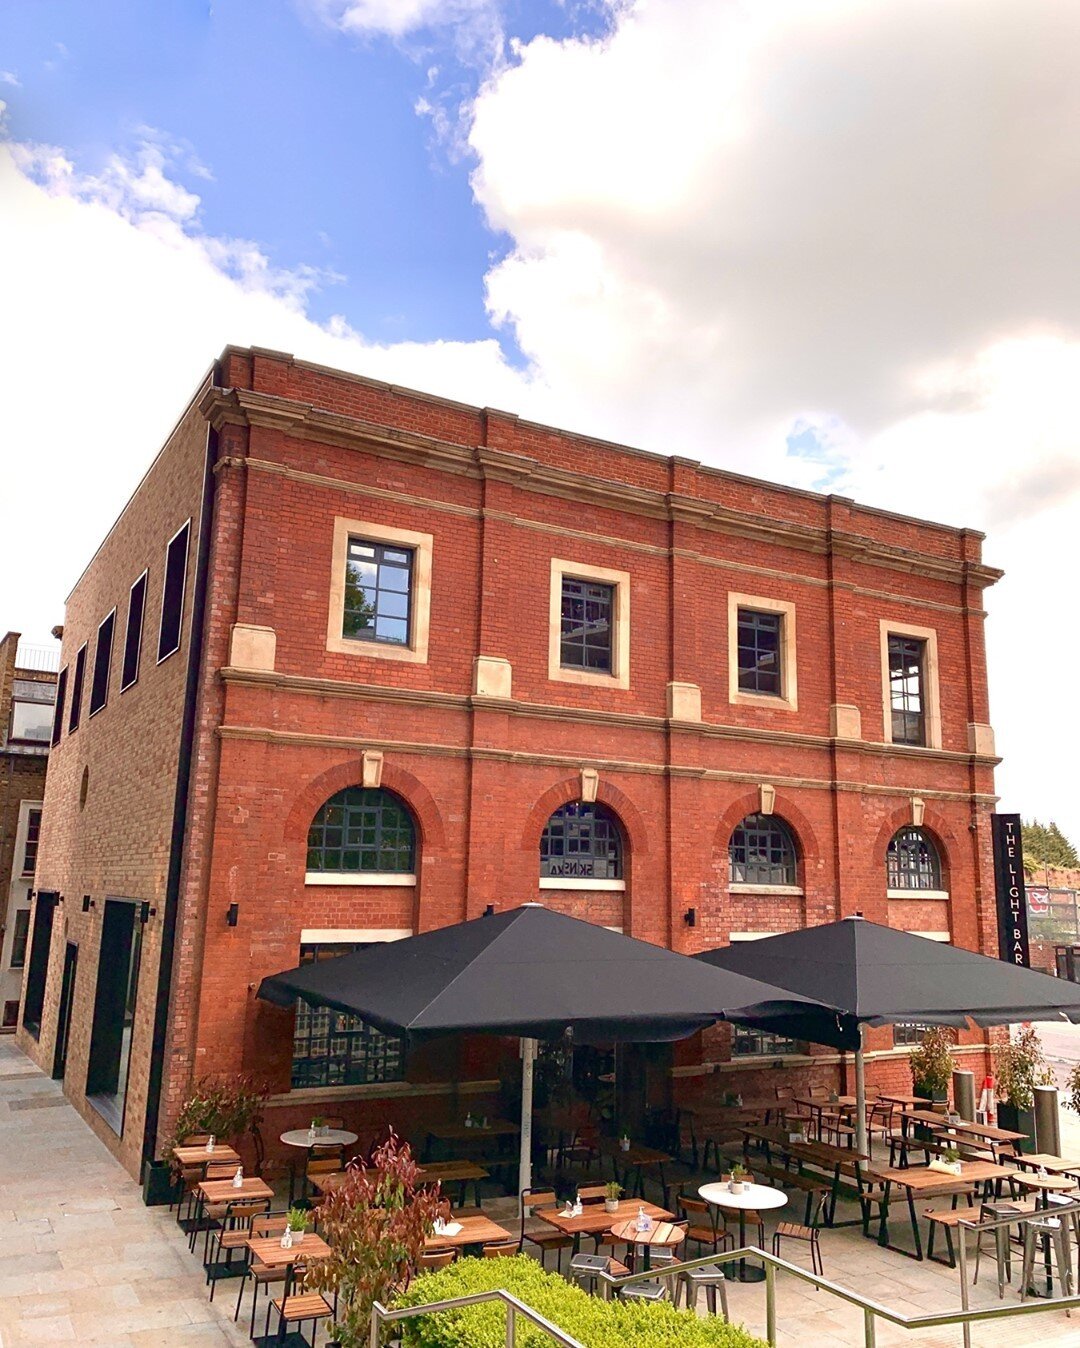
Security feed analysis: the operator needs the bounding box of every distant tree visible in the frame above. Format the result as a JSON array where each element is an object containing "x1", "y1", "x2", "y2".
[
  {"x1": 1047, "y1": 821, "x2": 1079, "y2": 867},
  {"x1": 1024, "y1": 818, "x2": 1079, "y2": 869}
]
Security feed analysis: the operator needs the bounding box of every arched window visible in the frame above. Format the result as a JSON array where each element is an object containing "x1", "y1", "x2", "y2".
[
  {"x1": 886, "y1": 827, "x2": 941, "y2": 891},
  {"x1": 307, "y1": 787, "x2": 415, "y2": 875},
  {"x1": 540, "y1": 801, "x2": 623, "y2": 881},
  {"x1": 729, "y1": 814, "x2": 798, "y2": 886}
]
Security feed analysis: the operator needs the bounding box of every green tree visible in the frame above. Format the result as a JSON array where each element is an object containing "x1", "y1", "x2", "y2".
[
  {"x1": 1047, "y1": 821, "x2": 1079, "y2": 867},
  {"x1": 1022, "y1": 818, "x2": 1078, "y2": 869}
]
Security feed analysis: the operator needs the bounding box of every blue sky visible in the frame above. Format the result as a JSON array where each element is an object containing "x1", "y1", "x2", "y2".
[{"x1": 2, "y1": 0, "x2": 1079, "y2": 835}]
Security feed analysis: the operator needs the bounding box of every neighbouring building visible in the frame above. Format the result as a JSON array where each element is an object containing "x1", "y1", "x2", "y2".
[
  {"x1": 0, "y1": 633, "x2": 58, "y2": 1032},
  {"x1": 18, "y1": 347, "x2": 1003, "y2": 1183}
]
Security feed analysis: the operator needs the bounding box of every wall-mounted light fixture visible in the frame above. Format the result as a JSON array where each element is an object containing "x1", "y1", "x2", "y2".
[
  {"x1": 140, "y1": 902, "x2": 156, "y2": 924},
  {"x1": 82, "y1": 895, "x2": 95, "y2": 913},
  {"x1": 226, "y1": 902, "x2": 240, "y2": 927},
  {"x1": 683, "y1": 908, "x2": 697, "y2": 927}
]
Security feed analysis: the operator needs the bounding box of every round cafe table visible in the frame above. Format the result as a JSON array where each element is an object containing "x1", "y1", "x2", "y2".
[
  {"x1": 699, "y1": 1180, "x2": 787, "y2": 1283},
  {"x1": 280, "y1": 1128, "x2": 358, "y2": 1204},
  {"x1": 608, "y1": 1216, "x2": 685, "y2": 1272}
]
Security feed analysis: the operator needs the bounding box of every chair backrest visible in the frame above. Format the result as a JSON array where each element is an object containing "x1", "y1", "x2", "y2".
[
  {"x1": 482, "y1": 1241, "x2": 518, "y2": 1258},
  {"x1": 420, "y1": 1248, "x2": 457, "y2": 1271},
  {"x1": 521, "y1": 1188, "x2": 557, "y2": 1217},
  {"x1": 181, "y1": 1132, "x2": 212, "y2": 1146},
  {"x1": 252, "y1": 1212, "x2": 289, "y2": 1238},
  {"x1": 322, "y1": 1116, "x2": 345, "y2": 1130},
  {"x1": 807, "y1": 1188, "x2": 828, "y2": 1228},
  {"x1": 677, "y1": 1193, "x2": 711, "y2": 1220},
  {"x1": 204, "y1": 1162, "x2": 237, "y2": 1181},
  {"x1": 577, "y1": 1185, "x2": 607, "y2": 1204},
  {"x1": 774, "y1": 1086, "x2": 793, "y2": 1103},
  {"x1": 226, "y1": 1198, "x2": 271, "y2": 1226},
  {"x1": 808, "y1": 1086, "x2": 828, "y2": 1100}
]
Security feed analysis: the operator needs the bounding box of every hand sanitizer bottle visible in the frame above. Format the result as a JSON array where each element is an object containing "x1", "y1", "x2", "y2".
[
  {"x1": 206, "y1": 1134, "x2": 215, "y2": 1153},
  {"x1": 232, "y1": 1166, "x2": 244, "y2": 1188}
]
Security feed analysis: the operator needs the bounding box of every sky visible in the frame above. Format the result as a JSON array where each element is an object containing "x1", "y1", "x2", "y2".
[{"x1": 0, "y1": 0, "x2": 1077, "y2": 841}]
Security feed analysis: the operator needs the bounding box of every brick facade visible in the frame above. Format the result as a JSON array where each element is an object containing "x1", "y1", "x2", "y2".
[{"x1": 20, "y1": 347, "x2": 1002, "y2": 1182}]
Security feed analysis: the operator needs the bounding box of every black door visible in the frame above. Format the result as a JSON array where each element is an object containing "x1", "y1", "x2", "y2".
[{"x1": 52, "y1": 943, "x2": 78, "y2": 1079}]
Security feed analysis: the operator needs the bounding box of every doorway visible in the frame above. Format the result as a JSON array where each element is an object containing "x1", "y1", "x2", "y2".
[{"x1": 52, "y1": 943, "x2": 78, "y2": 1079}]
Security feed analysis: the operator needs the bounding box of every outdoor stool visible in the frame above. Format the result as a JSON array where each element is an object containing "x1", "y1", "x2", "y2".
[
  {"x1": 973, "y1": 1200, "x2": 1032, "y2": 1297},
  {"x1": 618, "y1": 1278, "x2": 667, "y2": 1302},
  {"x1": 570, "y1": 1252, "x2": 618, "y2": 1295},
  {"x1": 1021, "y1": 1215, "x2": 1073, "y2": 1303},
  {"x1": 674, "y1": 1264, "x2": 729, "y2": 1319}
]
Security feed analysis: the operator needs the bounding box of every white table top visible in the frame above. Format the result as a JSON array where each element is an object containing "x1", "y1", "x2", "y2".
[
  {"x1": 699, "y1": 1181, "x2": 788, "y2": 1212},
  {"x1": 280, "y1": 1128, "x2": 358, "y2": 1148}
]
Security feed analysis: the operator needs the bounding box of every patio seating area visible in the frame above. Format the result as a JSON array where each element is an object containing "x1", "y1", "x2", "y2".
[{"x1": 5, "y1": 1037, "x2": 1080, "y2": 1348}]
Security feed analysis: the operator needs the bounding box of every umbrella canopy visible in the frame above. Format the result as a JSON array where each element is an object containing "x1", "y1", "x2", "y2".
[
  {"x1": 258, "y1": 903, "x2": 820, "y2": 1043},
  {"x1": 697, "y1": 916, "x2": 1080, "y2": 1050}
]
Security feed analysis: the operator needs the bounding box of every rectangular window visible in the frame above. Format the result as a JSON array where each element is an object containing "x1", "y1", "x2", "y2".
[
  {"x1": 51, "y1": 667, "x2": 67, "y2": 746},
  {"x1": 121, "y1": 571, "x2": 147, "y2": 691},
  {"x1": 731, "y1": 1025, "x2": 800, "y2": 1057},
  {"x1": 1, "y1": 1001, "x2": 17, "y2": 1029},
  {"x1": 892, "y1": 1022, "x2": 933, "y2": 1048},
  {"x1": 68, "y1": 645, "x2": 87, "y2": 733},
  {"x1": 291, "y1": 941, "x2": 405, "y2": 1088},
  {"x1": 21, "y1": 892, "x2": 58, "y2": 1038},
  {"x1": 157, "y1": 520, "x2": 191, "y2": 662},
  {"x1": 737, "y1": 609, "x2": 783, "y2": 696},
  {"x1": 89, "y1": 610, "x2": 115, "y2": 717},
  {"x1": 21, "y1": 809, "x2": 41, "y2": 876},
  {"x1": 560, "y1": 576, "x2": 614, "y2": 672},
  {"x1": 342, "y1": 538, "x2": 414, "y2": 647},
  {"x1": 9, "y1": 678, "x2": 55, "y2": 744},
  {"x1": 888, "y1": 634, "x2": 926, "y2": 746},
  {"x1": 10, "y1": 910, "x2": 31, "y2": 968}
]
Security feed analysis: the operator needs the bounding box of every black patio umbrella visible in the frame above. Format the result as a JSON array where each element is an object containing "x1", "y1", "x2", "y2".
[
  {"x1": 698, "y1": 916, "x2": 1080, "y2": 1151},
  {"x1": 258, "y1": 903, "x2": 823, "y2": 1192}
]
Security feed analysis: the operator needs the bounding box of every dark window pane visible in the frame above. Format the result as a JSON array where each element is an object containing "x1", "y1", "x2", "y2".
[
  {"x1": 307, "y1": 788, "x2": 416, "y2": 873},
  {"x1": 121, "y1": 572, "x2": 147, "y2": 691},
  {"x1": 89, "y1": 610, "x2": 115, "y2": 716},
  {"x1": 729, "y1": 813, "x2": 798, "y2": 886},
  {"x1": 560, "y1": 577, "x2": 614, "y2": 673},
  {"x1": 342, "y1": 538, "x2": 414, "y2": 647},
  {"x1": 887, "y1": 634, "x2": 926, "y2": 745},
  {"x1": 886, "y1": 827, "x2": 942, "y2": 890},
  {"x1": 10, "y1": 909, "x2": 31, "y2": 968},
  {"x1": 158, "y1": 522, "x2": 191, "y2": 661},
  {"x1": 731, "y1": 1025, "x2": 799, "y2": 1057},
  {"x1": 292, "y1": 941, "x2": 405, "y2": 1087},
  {"x1": 540, "y1": 801, "x2": 622, "y2": 880},
  {"x1": 68, "y1": 645, "x2": 87, "y2": 733},
  {"x1": 737, "y1": 609, "x2": 783, "y2": 697},
  {"x1": 51, "y1": 667, "x2": 68, "y2": 746},
  {"x1": 21, "y1": 809, "x2": 41, "y2": 876}
]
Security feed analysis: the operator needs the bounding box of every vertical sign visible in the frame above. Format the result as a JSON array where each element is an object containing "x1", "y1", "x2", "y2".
[{"x1": 992, "y1": 813, "x2": 1030, "y2": 967}]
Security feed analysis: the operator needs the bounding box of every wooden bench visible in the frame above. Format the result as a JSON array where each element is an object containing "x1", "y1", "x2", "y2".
[
  {"x1": 923, "y1": 1197, "x2": 979, "y2": 1267},
  {"x1": 749, "y1": 1162, "x2": 831, "y2": 1223}
]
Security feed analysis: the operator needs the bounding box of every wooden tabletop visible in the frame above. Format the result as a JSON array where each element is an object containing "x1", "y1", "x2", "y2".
[
  {"x1": 871, "y1": 1161, "x2": 1013, "y2": 1192},
  {"x1": 1012, "y1": 1172, "x2": 1077, "y2": 1192},
  {"x1": 197, "y1": 1176, "x2": 274, "y2": 1203},
  {"x1": 247, "y1": 1232, "x2": 332, "y2": 1269},
  {"x1": 1012, "y1": 1154, "x2": 1080, "y2": 1174},
  {"x1": 173, "y1": 1144, "x2": 241, "y2": 1167},
  {"x1": 935, "y1": 1120, "x2": 1027, "y2": 1143},
  {"x1": 609, "y1": 1217, "x2": 684, "y2": 1247},
  {"x1": 537, "y1": 1198, "x2": 672, "y2": 1236},
  {"x1": 416, "y1": 1161, "x2": 491, "y2": 1184},
  {"x1": 788, "y1": 1139, "x2": 869, "y2": 1166},
  {"x1": 878, "y1": 1093, "x2": 932, "y2": 1110},
  {"x1": 426, "y1": 1119, "x2": 519, "y2": 1141},
  {"x1": 424, "y1": 1215, "x2": 514, "y2": 1249},
  {"x1": 906, "y1": 1110, "x2": 954, "y2": 1128},
  {"x1": 600, "y1": 1141, "x2": 672, "y2": 1166}
]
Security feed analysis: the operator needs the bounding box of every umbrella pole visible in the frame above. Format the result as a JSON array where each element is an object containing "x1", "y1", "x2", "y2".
[
  {"x1": 519, "y1": 1037, "x2": 537, "y2": 1197},
  {"x1": 854, "y1": 1024, "x2": 868, "y2": 1159}
]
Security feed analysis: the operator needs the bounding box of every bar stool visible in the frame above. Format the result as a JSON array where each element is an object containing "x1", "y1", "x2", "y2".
[
  {"x1": 570, "y1": 1252, "x2": 627, "y2": 1295},
  {"x1": 674, "y1": 1264, "x2": 729, "y2": 1319},
  {"x1": 973, "y1": 1200, "x2": 1030, "y2": 1297},
  {"x1": 1020, "y1": 1214, "x2": 1073, "y2": 1303},
  {"x1": 617, "y1": 1278, "x2": 667, "y2": 1302}
]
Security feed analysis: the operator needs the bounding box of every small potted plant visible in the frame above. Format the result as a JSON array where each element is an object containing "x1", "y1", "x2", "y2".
[
  {"x1": 311, "y1": 1115, "x2": 328, "y2": 1138},
  {"x1": 618, "y1": 1130, "x2": 631, "y2": 1153},
  {"x1": 994, "y1": 1026, "x2": 1053, "y2": 1152},
  {"x1": 728, "y1": 1163, "x2": 749, "y2": 1194},
  {"x1": 284, "y1": 1207, "x2": 310, "y2": 1246},
  {"x1": 603, "y1": 1181, "x2": 622, "y2": 1214}
]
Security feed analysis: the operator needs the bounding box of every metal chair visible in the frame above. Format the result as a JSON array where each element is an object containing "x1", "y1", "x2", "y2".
[
  {"x1": 233, "y1": 1212, "x2": 288, "y2": 1337},
  {"x1": 674, "y1": 1263, "x2": 730, "y2": 1318},
  {"x1": 519, "y1": 1189, "x2": 574, "y2": 1272},
  {"x1": 1021, "y1": 1213, "x2": 1073, "y2": 1302},
  {"x1": 772, "y1": 1189, "x2": 826, "y2": 1276}
]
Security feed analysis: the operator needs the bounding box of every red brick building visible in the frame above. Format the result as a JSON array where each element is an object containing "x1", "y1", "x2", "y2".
[{"x1": 18, "y1": 346, "x2": 1002, "y2": 1182}]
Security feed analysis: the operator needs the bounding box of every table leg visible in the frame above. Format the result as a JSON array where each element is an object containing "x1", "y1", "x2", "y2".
[
  {"x1": 733, "y1": 1210, "x2": 766, "y2": 1283},
  {"x1": 907, "y1": 1191, "x2": 924, "y2": 1261}
]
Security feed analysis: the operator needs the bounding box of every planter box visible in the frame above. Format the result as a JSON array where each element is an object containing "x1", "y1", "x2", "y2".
[
  {"x1": 142, "y1": 1159, "x2": 176, "y2": 1207},
  {"x1": 997, "y1": 1102, "x2": 1036, "y2": 1153}
]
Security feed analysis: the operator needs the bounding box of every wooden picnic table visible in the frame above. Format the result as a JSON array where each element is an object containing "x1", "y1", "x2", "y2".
[
  {"x1": 427, "y1": 1119, "x2": 519, "y2": 1141},
  {"x1": 741, "y1": 1125, "x2": 867, "y2": 1227},
  {"x1": 247, "y1": 1231, "x2": 333, "y2": 1270},
  {"x1": 173, "y1": 1143, "x2": 241, "y2": 1168},
  {"x1": 537, "y1": 1198, "x2": 673, "y2": 1254},
  {"x1": 425, "y1": 1214, "x2": 514, "y2": 1251},
  {"x1": 1011, "y1": 1153, "x2": 1080, "y2": 1175},
  {"x1": 878, "y1": 1093, "x2": 932, "y2": 1111},
  {"x1": 867, "y1": 1160, "x2": 1015, "y2": 1260},
  {"x1": 599, "y1": 1140, "x2": 674, "y2": 1197}
]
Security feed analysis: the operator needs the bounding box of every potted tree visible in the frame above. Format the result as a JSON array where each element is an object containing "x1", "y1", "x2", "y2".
[
  {"x1": 994, "y1": 1026, "x2": 1053, "y2": 1152},
  {"x1": 909, "y1": 1026, "x2": 955, "y2": 1105}
]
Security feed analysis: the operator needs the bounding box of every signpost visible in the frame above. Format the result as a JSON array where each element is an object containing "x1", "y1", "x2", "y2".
[{"x1": 992, "y1": 813, "x2": 1030, "y2": 967}]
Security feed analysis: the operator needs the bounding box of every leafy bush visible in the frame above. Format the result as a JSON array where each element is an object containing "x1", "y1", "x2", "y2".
[
  {"x1": 169, "y1": 1074, "x2": 268, "y2": 1154},
  {"x1": 395, "y1": 1254, "x2": 766, "y2": 1348},
  {"x1": 994, "y1": 1025, "x2": 1053, "y2": 1111},
  {"x1": 908, "y1": 1027, "x2": 955, "y2": 1097}
]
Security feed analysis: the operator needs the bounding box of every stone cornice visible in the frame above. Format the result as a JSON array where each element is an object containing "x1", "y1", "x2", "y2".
[
  {"x1": 219, "y1": 667, "x2": 1000, "y2": 767},
  {"x1": 200, "y1": 386, "x2": 1002, "y2": 590}
]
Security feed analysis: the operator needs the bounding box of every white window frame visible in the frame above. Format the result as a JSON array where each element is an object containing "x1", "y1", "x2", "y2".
[
  {"x1": 326, "y1": 517, "x2": 433, "y2": 664},
  {"x1": 88, "y1": 607, "x2": 116, "y2": 719},
  {"x1": 121, "y1": 569, "x2": 148, "y2": 693},
  {"x1": 548, "y1": 557, "x2": 631, "y2": 690},
  {"x1": 728, "y1": 593, "x2": 798, "y2": 712},
  {"x1": 879, "y1": 620, "x2": 941, "y2": 749}
]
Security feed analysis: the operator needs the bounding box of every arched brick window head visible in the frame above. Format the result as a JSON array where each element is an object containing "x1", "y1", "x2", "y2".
[
  {"x1": 886, "y1": 827, "x2": 942, "y2": 890},
  {"x1": 729, "y1": 813, "x2": 798, "y2": 886},
  {"x1": 307, "y1": 787, "x2": 416, "y2": 875},
  {"x1": 540, "y1": 801, "x2": 623, "y2": 881}
]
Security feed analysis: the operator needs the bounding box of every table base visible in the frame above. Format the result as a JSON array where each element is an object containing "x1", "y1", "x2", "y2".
[
  {"x1": 204, "y1": 1259, "x2": 246, "y2": 1281},
  {"x1": 252, "y1": 1335, "x2": 312, "y2": 1348},
  {"x1": 733, "y1": 1260, "x2": 766, "y2": 1283}
]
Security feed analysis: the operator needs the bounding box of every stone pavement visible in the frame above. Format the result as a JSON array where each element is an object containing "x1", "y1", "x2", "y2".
[{"x1": 3, "y1": 1031, "x2": 1080, "y2": 1347}]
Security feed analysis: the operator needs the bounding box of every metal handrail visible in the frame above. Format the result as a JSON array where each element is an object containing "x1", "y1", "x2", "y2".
[{"x1": 369, "y1": 1289, "x2": 587, "y2": 1348}]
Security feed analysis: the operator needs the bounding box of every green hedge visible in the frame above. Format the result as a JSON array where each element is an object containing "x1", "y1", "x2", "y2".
[{"x1": 394, "y1": 1255, "x2": 766, "y2": 1348}]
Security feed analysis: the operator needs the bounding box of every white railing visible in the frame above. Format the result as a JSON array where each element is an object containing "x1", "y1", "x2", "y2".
[{"x1": 15, "y1": 641, "x2": 60, "y2": 673}]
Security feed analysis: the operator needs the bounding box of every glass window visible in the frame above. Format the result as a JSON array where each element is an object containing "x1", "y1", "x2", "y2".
[
  {"x1": 51, "y1": 667, "x2": 67, "y2": 746},
  {"x1": 560, "y1": 576, "x2": 614, "y2": 673},
  {"x1": 731, "y1": 1025, "x2": 799, "y2": 1057},
  {"x1": 888, "y1": 634, "x2": 926, "y2": 746},
  {"x1": 21, "y1": 809, "x2": 41, "y2": 876},
  {"x1": 89, "y1": 611, "x2": 115, "y2": 716},
  {"x1": 887, "y1": 827, "x2": 942, "y2": 890},
  {"x1": 540, "y1": 801, "x2": 623, "y2": 880},
  {"x1": 121, "y1": 572, "x2": 147, "y2": 691},
  {"x1": 68, "y1": 645, "x2": 86, "y2": 733},
  {"x1": 10, "y1": 698, "x2": 52, "y2": 743},
  {"x1": 729, "y1": 814, "x2": 798, "y2": 886},
  {"x1": 307, "y1": 787, "x2": 416, "y2": 874},
  {"x1": 892, "y1": 1022, "x2": 933, "y2": 1048},
  {"x1": 342, "y1": 538, "x2": 413, "y2": 647},
  {"x1": 737, "y1": 609, "x2": 782, "y2": 696},
  {"x1": 158, "y1": 521, "x2": 191, "y2": 661},
  {"x1": 10, "y1": 909, "x2": 31, "y2": 968},
  {"x1": 292, "y1": 942, "x2": 405, "y2": 1088}
]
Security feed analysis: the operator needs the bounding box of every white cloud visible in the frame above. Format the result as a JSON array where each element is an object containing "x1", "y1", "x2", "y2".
[{"x1": 0, "y1": 71, "x2": 20, "y2": 87}]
